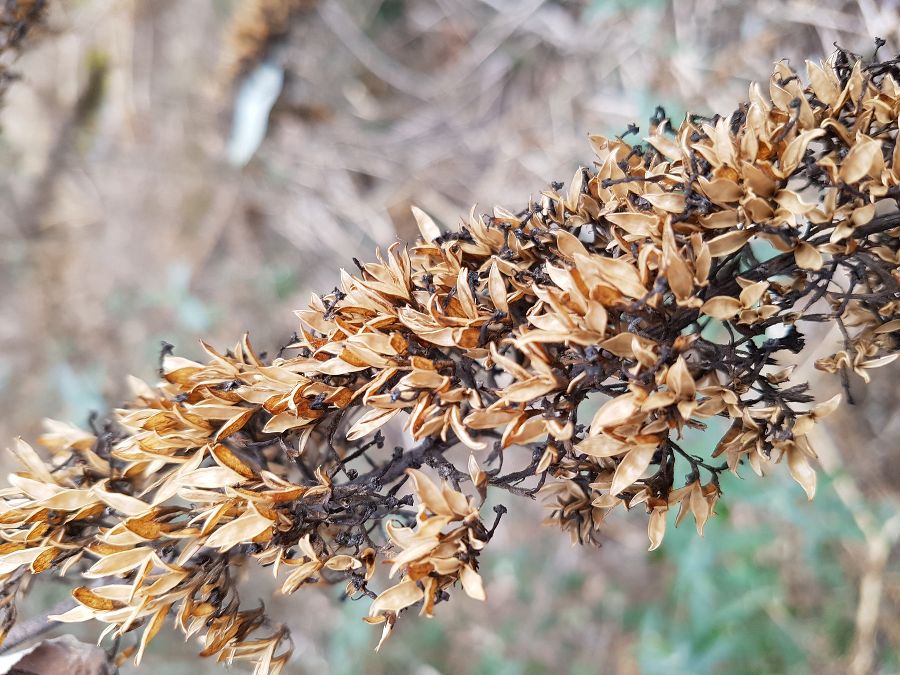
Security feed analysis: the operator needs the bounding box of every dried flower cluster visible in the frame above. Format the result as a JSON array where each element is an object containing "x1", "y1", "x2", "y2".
[{"x1": 1, "y1": 46, "x2": 899, "y2": 673}]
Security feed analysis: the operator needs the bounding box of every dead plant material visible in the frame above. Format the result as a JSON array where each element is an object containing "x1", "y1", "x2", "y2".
[{"x1": 1, "y1": 45, "x2": 899, "y2": 673}]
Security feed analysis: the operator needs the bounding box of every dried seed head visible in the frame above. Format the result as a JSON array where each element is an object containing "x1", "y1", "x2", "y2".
[{"x1": 1, "y1": 45, "x2": 899, "y2": 673}]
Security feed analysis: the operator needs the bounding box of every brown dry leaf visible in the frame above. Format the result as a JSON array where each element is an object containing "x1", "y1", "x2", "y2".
[
  {"x1": 406, "y1": 468, "x2": 453, "y2": 517},
  {"x1": 263, "y1": 412, "x2": 308, "y2": 434},
  {"x1": 205, "y1": 511, "x2": 273, "y2": 551},
  {"x1": 874, "y1": 319, "x2": 900, "y2": 334},
  {"x1": 738, "y1": 280, "x2": 768, "y2": 307},
  {"x1": 590, "y1": 394, "x2": 638, "y2": 433},
  {"x1": 93, "y1": 480, "x2": 150, "y2": 516},
  {"x1": 134, "y1": 602, "x2": 171, "y2": 666},
  {"x1": 411, "y1": 206, "x2": 441, "y2": 243},
  {"x1": 459, "y1": 565, "x2": 486, "y2": 601},
  {"x1": 786, "y1": 445, "x2": 817, "y2": 500},
  {"x1": 647, "y1": 507, "x2": 667, "y2": 551},
  {"x1": 666, "y1": 357, "x2": 695, "y2": 398},
  {"x1": 83, "y1": 547, "x2": 154, "y2": 578},
  {"x1": 183, "y1": 466, "x2": 247, "y2": 489},
  {"x1": 213, "y1": 408, "x2": 256, "y2": 442},
  {"x1": 10, "y1": 438, "x2": 54, "y2": 484},
  {"x1": 644, "y1": 193, "x2": 686, "y2": 214},
  {"x1": 701, "y1": 296, "x2": 742, "y2": 320},
  {"x1": 594, "y1": 256, "x2": 646, "y2": 299},
  {"x1": 606, "y1": 212, "x2": 659, "y2": 236},
  {"x1": 468, "y1": 455, "x2": 487, "y2": 503},
  {"x1": 806, "y1": 60, "x2": 840, "y2": 107},
  {"x1": 646, "y1": 134, "x2": 681, "y2": 161},
  {"x1": 29, "y1": 546, "x2": 59, "y2": 574},
  {"x1": 555, "y1": 229, "x2": 589, "y2": 261},
  {"x1": 346, "y1": 408, "x2": 403, "y2": 441},
  {"x1": 73, "y1": 587, "x2": 122, "y2": 612},
  {"x1": 449, "y1": 406, "x2": 486, "y2": 450},
  {"x1": 839, "y1": 135, "x2": 883, "y2": 183},
  {"x1": 281, "y1": 560, "x2": 322, "y2": 594},
  {"x1": 576, "y1": 435, "x2": 630, "y2": 458},
  {"x1": 689, "y1": 484, "x2": 712, "y2": 535},
  {"x1": 794, "y1": 242, "x2": 823, "y2": 270},
  {"x1": 699, "y1": 176, "x2": 742, "y2": 203},
  {"x1": 369, "y1": 580, "x2": 424, "y2": 616},
  {"x1": 610, "y1": 443, "x2": 656, "y2": 496},
  {"x1": 487, "y1": 261, "x2": 509, "y2": 313},
  {"x1": 781, "y1": 129, "x2": 825, "y2": 175},
  {"x1": 210, "y1": 443, "x2": 256, "y2": 479},
  {"x1": 707, "y1": 230, "x2": 752, "y2": 257},
  {"x1": 502, "y1": 377, "x2": 559, "y2": 403},
  {"x1": 324, "y1": 555, "x2": 361, "y2": 571}
]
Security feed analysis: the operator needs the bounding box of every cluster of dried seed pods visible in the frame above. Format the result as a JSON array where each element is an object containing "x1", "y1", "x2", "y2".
[{"x1": 0, "y1": 46, "x2": 898, "y2": 674}]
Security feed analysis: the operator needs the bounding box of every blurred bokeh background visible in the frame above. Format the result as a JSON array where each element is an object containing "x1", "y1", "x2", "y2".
[{"x1": 1, "y1": 0, "x2": 899, "y2": 673}]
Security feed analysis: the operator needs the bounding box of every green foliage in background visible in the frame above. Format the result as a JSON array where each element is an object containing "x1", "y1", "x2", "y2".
[{"x1": 316, "y1": 431, "x2": 896, "y2": 675}]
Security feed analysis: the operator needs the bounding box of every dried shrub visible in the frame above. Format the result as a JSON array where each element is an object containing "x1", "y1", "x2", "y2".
[{"x1": 1, "y1": 46, "x2": 899, "y2": 673}]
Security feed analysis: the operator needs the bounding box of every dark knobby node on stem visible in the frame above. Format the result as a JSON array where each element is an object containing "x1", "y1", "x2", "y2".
[{"x1": 1, "y1": 43, "x2": 899, "y2": 674}]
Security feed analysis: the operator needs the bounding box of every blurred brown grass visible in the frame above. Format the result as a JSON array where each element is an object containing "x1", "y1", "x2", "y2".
[{"x1": 0, "y1": 1, "x2": 898, "y2": 673}]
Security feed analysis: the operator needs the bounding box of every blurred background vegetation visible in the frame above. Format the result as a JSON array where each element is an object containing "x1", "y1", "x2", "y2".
[{"x1": 0, "y1": 0, "x2": 898, "y2": 673}]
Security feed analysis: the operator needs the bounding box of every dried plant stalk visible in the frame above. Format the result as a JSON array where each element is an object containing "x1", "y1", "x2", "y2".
[{"x1": 1, "y1": 45, "x2": 899, "y2": 673}]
